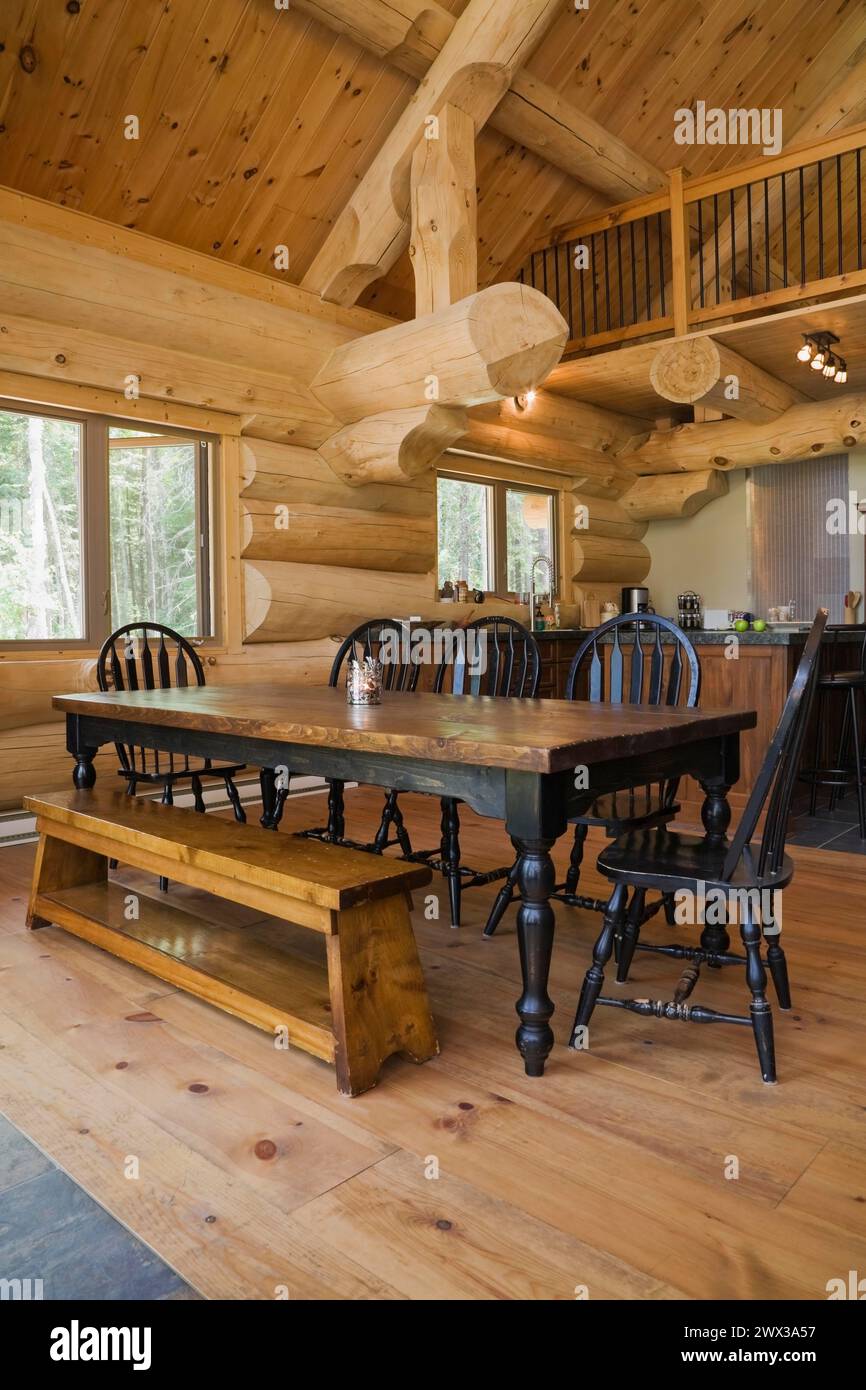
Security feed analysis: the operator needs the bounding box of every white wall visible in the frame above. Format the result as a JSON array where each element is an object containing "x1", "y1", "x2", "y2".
[
  {"x1": 645, "y1": 471, "x2": 750, "y2": 620},
  {"x1": 646, "y1": 454, "x2": 866, "y2": 623}
]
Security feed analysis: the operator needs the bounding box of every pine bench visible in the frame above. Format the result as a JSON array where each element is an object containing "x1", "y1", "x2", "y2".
[{"x1": 24, "y1": 790, "x2": 438, "y2": 1096}]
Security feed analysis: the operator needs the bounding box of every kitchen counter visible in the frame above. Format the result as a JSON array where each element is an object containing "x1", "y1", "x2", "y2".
[
  {"x1": 535, "y1": 626, "x2": 813, "y2": 646},
  {"x1": 532, "y1": 622, "x2": 840, "y2": 829}
]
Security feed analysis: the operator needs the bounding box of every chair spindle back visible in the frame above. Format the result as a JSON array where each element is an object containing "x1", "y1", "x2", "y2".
[
  {"x1": 722, "y1": 609, "x2": 828, "y2": 882},
  {"x1": 97, "y1": 622, "x2": 206, "y2": 779},
  {"x1": 434, "y1": 616, "x2": 541, "y2": 698}
]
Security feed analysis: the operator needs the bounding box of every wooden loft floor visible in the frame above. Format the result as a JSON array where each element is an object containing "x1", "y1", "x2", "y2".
[{"x1": 2, "y1": 787, "x2": 866, "y2": 1300}]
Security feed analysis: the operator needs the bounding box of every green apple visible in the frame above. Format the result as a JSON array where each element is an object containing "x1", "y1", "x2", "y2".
[
  {"x1": 752, "y1": 619, "x2": 767, "y2": 632},
  {"x1": 734, "y1": 619, "x2": 749, "y2": 632}
]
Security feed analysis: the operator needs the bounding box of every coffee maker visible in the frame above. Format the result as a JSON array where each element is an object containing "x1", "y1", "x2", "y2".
[{"x1": 621, "y1": 586, "x2": 653, "y2": 614}]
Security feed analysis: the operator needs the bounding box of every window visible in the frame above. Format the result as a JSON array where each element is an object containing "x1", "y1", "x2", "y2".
[
  {"x1": 0, "y1": 407, "x2": 84, "y2": 641},
  {"x1": 748, "y1": 456, "x2": 850, "y2": 624},
  {"x1": 437, "y1": 471, "x2": 557, "y2": 597},
  {"x1": 0, "y1": 403, "x2": 216, "y2": 646}
]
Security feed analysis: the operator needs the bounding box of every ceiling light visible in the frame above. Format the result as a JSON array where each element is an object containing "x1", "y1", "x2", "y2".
[
  {"x1": 801, "y1": 330, "x2": 841, "y2": 378},
  {"x1": 835, "y1": 359, "x2": 848, "y2": 385},
  {"x1": 514, "y1": 390, "x2": 537, "y2": 410}
]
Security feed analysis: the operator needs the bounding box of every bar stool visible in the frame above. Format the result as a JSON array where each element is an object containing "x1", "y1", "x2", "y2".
[{"x1": 799, "y1": 623, "x2": 866, "y2": 838}]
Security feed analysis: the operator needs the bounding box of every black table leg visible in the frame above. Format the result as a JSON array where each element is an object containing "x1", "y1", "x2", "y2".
[
  {"x1": 259, "y1": 767, "x2": 277, "y2": 829},
  {"x1": 513, "y1": 836, "x2": 558, "y2": 1076},
  {"x1": 67, "y1": 715, "x2": 97, "y2": 790}
]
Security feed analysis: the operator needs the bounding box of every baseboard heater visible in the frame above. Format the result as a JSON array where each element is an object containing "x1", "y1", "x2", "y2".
[{"x1": 0, "y1": 774, "x2": 337, "y2": 848}]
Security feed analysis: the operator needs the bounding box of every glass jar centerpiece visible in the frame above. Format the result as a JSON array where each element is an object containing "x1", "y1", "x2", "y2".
[{"x1": 346, "y1": 656, "x2": 383, "y2": 705}]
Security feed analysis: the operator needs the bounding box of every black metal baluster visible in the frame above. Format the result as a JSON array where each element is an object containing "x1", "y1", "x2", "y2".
[
  {"x1": 566, "y1": 240, "x2": 574, "y2": 338},
  {"x1": 542, "y1": 247, "x2": 549, "y2": 297},
  {"x1": 616, "y1": 223, "x2": 624, "y2": 328},
  {"x1": 579, "y1": 239, "x2": 587, "y2": 337},
  {"x1": 629, "y1": 219, "x2": 637, "y2": 325},
  {"x1": 857, "y1": 148, "x2": 863, "y2": 271},
  {"x1": 603, "y1": 228, "x2": 611, "y2": 330},
  {"x1": 591, "y1": 232, "x2": 598, "y2": 334},
  {"x1": 730, "y1": 188, "x2": 737, "y2": 300},
  {"x1": 781, "y1": 171, "x2": 788, "y2": 286},
  {"x1": 657, "y1": 212, "x2": 665, "y2": 316},
  {"x1": 799, "y1": 166, "x2": 806, "y2": 285},
  {"x1": 818, "y1": 160, "x2": 824, "y2": 279},
  {"x1": 746, "y1": 183, "x2": 753, "y2": 296},
  {"x1": 836, "y1": 153, "x2": 843, "y2": 275},
  {"x1": 554, "y1": 240, "x2": 561, "y2": 316},
  {"x1": 644, "y1": 215, "x2": 652, "y2": 320},
  {"x1": 697, "y1": 199, "x2": 705, "y2": 307},
  {"x1": 713, "y1": 193, "x2": 720, "y2": 304},
  {"x1": 764, "y1": 177, "x2": 770, "y2": 293}
]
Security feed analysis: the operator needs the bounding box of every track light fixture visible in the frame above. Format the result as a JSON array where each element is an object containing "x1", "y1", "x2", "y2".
[{"x1": 797, "y1": 331, "x2": 847, "y2": 384}]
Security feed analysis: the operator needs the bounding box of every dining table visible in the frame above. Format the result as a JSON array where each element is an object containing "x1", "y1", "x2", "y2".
[{"x1": 53, "y1": 684, "x2": 757, "y2": 1077}]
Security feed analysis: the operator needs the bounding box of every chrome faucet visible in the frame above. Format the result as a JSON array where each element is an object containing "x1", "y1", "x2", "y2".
[{"x1": 529, "y1": 554, "x2": 554, "y2": 632}]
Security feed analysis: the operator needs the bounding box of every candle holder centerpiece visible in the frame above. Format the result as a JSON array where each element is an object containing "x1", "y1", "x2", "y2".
[{"x1": 346, "y1": 656, "x2": 383, "y2": 705}]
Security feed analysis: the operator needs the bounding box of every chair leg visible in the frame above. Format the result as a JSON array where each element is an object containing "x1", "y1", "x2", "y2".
[
  {"x1": 270, "y1": 784, "x2": 289, "y2": 830},
  {"x1": 259, "y1": 767, "x2": 277, "y2": 829},
  {"x1": 616, "y1": 887, "x2": 646, "y2": 983},
  {"x1": 191, "y1": 773, "x2": 206, "y2": 814},
  {"x1": 571, "y1": 882, "x2": 628, "y2": 1042},
  {"x1": 741, "y1": 903, "x2": 776, "y2": 1083},
  {"x1": 224, "y1": 774, "x2": 246, "y2": 824},
  {"x1": 564, "y1": 822, "x2": 588, "y2": 894},
  {"x1": 764, "y1": 937, "x2": 792, "y2": 1011},
  {"x1": 848, "y1": 687, "x2": 866, "y2": 838},
  {"x1": 483, "y1": 842, "x2": 520, "y2": 937},
  {"x1": 829, "y1": 690, "x2": 851, "y2": 813},
  {"x1": 440, "y1": 797, "x2": 462, "y2": 929},
  {"x1": 327, "y1": 779, "x2": 346, "y2": 843},
  {"x1": 159, "y1": 782, "x2": 173, "y2": 892},
  {"x1": 372, "y1": 789, "x2": 412, "y2": 856},
  {"x1": 391, "y1": 794, "x2": 414, "y2": 858},
  {"x1": 663, "y1": 892, "x2": 677, "y2": 925},
  {"x1": 808, "y1": 686, "x2": 825, "y2": 817}
]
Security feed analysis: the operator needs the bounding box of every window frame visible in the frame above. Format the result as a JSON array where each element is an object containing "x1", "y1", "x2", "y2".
[
  {"x1": 0, "y1": 398, "x2": 219, "y2": 651},
  {"x1": 437, "y1": 467, "x2": 559, "y2": 598}
]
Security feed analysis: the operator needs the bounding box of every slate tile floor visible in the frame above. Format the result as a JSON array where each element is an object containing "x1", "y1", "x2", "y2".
[
  {"x1": 0, "y1": 1113, "x2": 199, "y2": 1300},
  {"x1": 787, "y1": 789, "x2": 866, "y2": 852}
]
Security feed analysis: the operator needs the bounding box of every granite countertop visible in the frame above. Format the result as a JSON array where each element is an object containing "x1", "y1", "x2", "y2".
[{"x1": 535, "y1": 626, "x2": 813, "y2": 646}]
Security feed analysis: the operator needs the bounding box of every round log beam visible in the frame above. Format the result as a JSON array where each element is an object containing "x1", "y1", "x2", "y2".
[
  {"x1": 311, "y1": 282, "x2": 568, "y2": 424},
  {"x1": 650, "y1": 338, "x2": 806, "y2": 423}
]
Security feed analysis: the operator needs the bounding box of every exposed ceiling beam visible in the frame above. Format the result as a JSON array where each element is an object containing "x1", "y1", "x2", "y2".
[
  {"x1": 301, "y1": 0, "x2": 565, "y2": 305},
  {"x1": 649, "y1": 338, "x2": 807, "y2": 423},
  {"x1": 622, "y1": 393, "x2": 866, "y2": 474},
  {"x1": 293, "y1": 0, "x2": 663, "y2": 203}
]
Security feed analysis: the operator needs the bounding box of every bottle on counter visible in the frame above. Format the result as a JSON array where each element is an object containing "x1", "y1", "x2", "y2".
[{"x1": 553, "y1": 600, "x2": 561, "y2": 629}]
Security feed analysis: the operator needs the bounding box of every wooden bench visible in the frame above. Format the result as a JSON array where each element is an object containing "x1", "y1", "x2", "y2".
[{"x1": 24, "y1": 790, "x2": 438, "y2": 1096}]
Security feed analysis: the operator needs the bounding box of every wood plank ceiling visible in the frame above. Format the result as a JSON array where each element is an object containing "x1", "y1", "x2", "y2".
[{"x1": 1, "y1": 0, "x2": 865, "y2": 322}]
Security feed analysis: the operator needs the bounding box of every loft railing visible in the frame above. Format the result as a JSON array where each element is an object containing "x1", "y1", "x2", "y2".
[{"x1": 517, "y1": 122, "x2": 866, "y2": 353}]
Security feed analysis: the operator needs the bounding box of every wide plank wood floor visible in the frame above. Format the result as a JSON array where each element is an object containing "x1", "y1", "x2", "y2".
[{"x1": 1, "y1": 785, "x2": 865, "y2": 1301}]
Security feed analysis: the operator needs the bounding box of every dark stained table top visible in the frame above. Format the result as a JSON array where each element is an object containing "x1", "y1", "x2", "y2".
[{"x1": 54, "y1": 685, "x2": 757, "y2": 776}]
